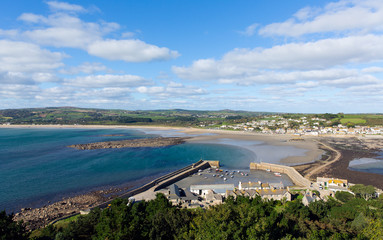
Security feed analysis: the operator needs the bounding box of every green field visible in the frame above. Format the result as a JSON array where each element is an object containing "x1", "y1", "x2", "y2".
[{"x1": 340, "y1": 118, "x2": 367, "y2": 125}]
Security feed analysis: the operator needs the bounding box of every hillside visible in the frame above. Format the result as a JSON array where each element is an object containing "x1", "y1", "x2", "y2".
[{"x1": 0, "y1": 107, "x2": 271, "y2": 127}]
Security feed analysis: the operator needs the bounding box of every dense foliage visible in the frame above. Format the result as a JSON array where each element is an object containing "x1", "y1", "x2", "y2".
[
  {"x1": 24, "y1": 193, "x2": 383, "y2": 240},
  {"x1": 0, "y1": 211, "x2": 29, "y2": 240}
]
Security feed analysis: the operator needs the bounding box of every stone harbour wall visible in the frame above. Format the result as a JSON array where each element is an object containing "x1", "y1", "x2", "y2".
[{"x1": 250, "y1": 162, "x2": 311, "y2": 187}]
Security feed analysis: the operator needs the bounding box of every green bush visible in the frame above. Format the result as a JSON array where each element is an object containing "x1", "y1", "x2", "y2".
[{"x1": 335, "y1": 191, "x2": 354, "y2": 202}]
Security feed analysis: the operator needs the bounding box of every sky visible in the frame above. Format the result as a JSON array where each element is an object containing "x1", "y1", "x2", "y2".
[{"x1": 1, "y1": 0, "x2": 383, "y2": 113}]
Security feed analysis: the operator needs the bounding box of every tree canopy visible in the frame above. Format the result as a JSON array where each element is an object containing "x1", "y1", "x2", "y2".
[{"x1": 26, "y1": 193, "x2": 383, "y2": 240}]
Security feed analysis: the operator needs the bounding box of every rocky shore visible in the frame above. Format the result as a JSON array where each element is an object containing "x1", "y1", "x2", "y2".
[
  {"x1": 68, "y1": 137, "x2": 188, "y2": 150},
  {"x1": 13, "y1": 187, "x2": 128, "y2": 230}
]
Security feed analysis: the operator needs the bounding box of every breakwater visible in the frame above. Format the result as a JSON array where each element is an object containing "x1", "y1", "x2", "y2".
[{"x1": 250, "y1": 162, "x2": 311, "y2": 187}]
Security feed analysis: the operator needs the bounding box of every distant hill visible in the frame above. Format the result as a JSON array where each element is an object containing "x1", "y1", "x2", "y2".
[
  {"x1": 2, "y1": 107, "x2": 382, "y2": 127},
  {"x1": 0, "y1": 107, "x2": 272, "y2": 126}
]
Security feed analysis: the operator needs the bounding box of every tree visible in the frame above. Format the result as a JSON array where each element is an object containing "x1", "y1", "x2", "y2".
[
  {"x1": 0, "y1": 211, "x2": 29, "y2": 240},
  {"x1": 350, "y1": 184, "x2": 376, "y2": 200},
  {"x1": 362, "y1": 219, "x2": 383, "y2": 239},
  {"x1": 335, "y1": 191, "x2": 354, "y2": 203},
  {"x1": 288, "y1": 121, "x2": 300, "y2": 129}
]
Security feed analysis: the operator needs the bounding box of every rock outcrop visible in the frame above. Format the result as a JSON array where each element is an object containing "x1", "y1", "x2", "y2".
[
  {"x1": 68, "y1": 137, "x2": 188, "y2": 150},
  {"x1": 13, "y1": 192, "x2": 106, "y2": 230}
]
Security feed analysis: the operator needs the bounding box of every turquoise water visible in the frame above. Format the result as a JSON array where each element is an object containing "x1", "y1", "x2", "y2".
[{"x1": 0, "y1": 128, "x2": 255, "y2": 212}]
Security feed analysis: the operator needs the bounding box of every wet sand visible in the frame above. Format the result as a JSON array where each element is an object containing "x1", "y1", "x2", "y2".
[
  {"x1": 184, "y1": 130, "x2": 323, "y2": 165},
  {"x1": 294, "y1": 137, "x2": 383, "y2": 189}
]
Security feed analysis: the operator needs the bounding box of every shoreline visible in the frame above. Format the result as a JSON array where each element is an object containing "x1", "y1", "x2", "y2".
[
  {"x1": 0, "y1": 124, "x2": 324, "y2": 165},
  {"x1": 293, "y1": 137, "x2": 383, "y2": 189},
  {"x1": 6, "y1": 124, "x2": 323, "y2": 229},
  {"x1": 5, "y1": 124, "x2": 383, "y2": 230}
]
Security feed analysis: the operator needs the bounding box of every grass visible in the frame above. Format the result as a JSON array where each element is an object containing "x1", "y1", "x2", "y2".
[
  {"x1": 340, "y1": 118, "x2": 367, "y2": 125},
  {"x1": 53, "y1": 214, "x2": 81, "y2": 229},
  {"x1": 29, "y1": 214, "x2": 81, "y2": 239}
]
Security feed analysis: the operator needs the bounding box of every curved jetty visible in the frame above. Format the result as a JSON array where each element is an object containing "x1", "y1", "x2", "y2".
[{"x1": 68, "y1": 137, "x2": 188, "y2": 150}]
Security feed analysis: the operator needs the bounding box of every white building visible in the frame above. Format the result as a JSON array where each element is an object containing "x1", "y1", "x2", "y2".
[{"x1": 190, "y1": 184, "x2": 235, "y2": 196}]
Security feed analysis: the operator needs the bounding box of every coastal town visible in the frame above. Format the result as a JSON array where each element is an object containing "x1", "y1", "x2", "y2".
[
  {"x1": 217, "y1": 115, "x2": 383, "y2": 136},
  {"x1": 138, "y1": 161, "x2": 380, "y2": 209},
  {"x1": 14, "y1": 157, "x2": 383, "y2": 230}
]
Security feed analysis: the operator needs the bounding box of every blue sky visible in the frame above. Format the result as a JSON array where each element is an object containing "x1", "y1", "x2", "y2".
[{"x1": 1, "y1": 0, "x2": 383, "y2": 113}]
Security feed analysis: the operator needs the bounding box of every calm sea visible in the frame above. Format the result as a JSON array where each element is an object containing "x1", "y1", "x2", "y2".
[
  {"x1": 0, "y1": 127, "x2": 309, "y2": 213},
  {"x1": 0, "y1": 128, "x2": 258, "y2": 212}
]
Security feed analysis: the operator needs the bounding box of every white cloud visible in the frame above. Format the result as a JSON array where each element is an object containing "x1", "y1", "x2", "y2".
[
  {"x1": 240, "y1": 23, "x2": 258, "y2": 36},
  {"x1": 293, "y1": 7, "x2": 320, "y2": 21},
  {"x1": 173, "y1": 34, "x2": 383, "y2": 83},
  {"x1": 18, "y1": 13, "x2": 46, "y2": 23},
  {"x1": 121, "y1": 32, "x2": 136, "y2": 38},
  {"x1": 24, "y1": 27, "x2": 99, "y2": 49},
  {"x1": 0, "y1": 29, "x2": 19, "y2": 38},
  {"x1": 218, "y1": 68, "x2": 364, "y2": 86},
  {"x1": 137, "y1": 86, "x2": 164, "y2": 94},
  {"x1": 19, "y1": 13, "x2": 113, "y2": 48},
  {"x1": 87, "y1": 39, "x2": 180, "y2": 62},
  {"x1": 259, "y1": 0, "x2": 383, "y2": 37},
  {"x1": 0, "y1": 40, "x2": 64, "y2": 74},
  {"x1": 60, "y1": 62, "x2": 108, "y2": 75},
  {"x1": 47, "y1": 1, "x2": 86, "y2": 12},
  {"x1": 362, "y1": 66, "x2": 383, "y2": 73},
  {"x1": 224, "y1": 35, "x2": 383, "y2": 70},
  {"x1": 137, "y1": 83, "x2": 207, "y2": 98},
  {"x1": 16, "y1": 6, "x2": 179, "y2": 63},
  {"x1": 64, "y1": 74, "x2": 153, "y2": 88},
  {"x1": 346, "y1": 83, "x2": 383, "y2": 95},
  {"x1": 0, "y1": 84, "x2": 40, "y2": 98}
]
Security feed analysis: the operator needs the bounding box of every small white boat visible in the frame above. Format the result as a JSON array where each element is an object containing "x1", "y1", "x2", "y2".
[
  {"x1": 266, "y1": 169, "x2": 271, "y2": 172},
  {"x1": 274, "y1": 172, "x2": 281, "y2": 177},
  {"x1": 223, "y1": 177, "x2": 227, "y2": 181}
]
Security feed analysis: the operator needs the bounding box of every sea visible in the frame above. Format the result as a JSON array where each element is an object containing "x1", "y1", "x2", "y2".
[{"x1": 1, "y1": 127, "x2": 306, "y2": 213}]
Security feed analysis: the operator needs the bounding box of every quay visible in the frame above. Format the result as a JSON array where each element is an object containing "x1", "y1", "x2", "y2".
[
  {"x1": 95, "y1": 160, "x2": 217, "y2": 207},
  {"x1": 250, "y1": 162, "x2": 311, "y2": 187},
  {"x1": 50, "y1": 160, "x2": 315, "y2": 225},
  {"x1": 49, "y1": 160, "x2": 215, "y2": 225}
]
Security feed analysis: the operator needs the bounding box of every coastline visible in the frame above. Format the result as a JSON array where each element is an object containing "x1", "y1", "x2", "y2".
[
  {"x1": 5, "y1": 124, "x2": 383, "y2": 230},
  {"x1": 294, "y1": 137, "x2": 383, "y2": 189},
  {"x1": 0, "y1": 124, "x2": 324, "y2": 165}
]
